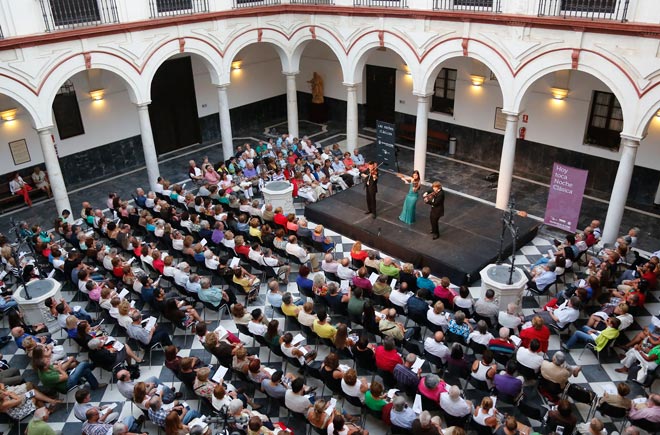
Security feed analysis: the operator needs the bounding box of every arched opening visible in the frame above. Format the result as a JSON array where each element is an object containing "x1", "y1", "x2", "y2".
[
  {"x1": 296, "y1": 40, "x2": 345, "y2": 131},
  {"x1": 226, "y1": 43, "x2": 290, "y2": 133},
  {"x1": 44, "y1": 69, "x2": 144, "y2": 187},
  {"x1": 354, "y1": 47, "x2": 411, "y2": 129},
  {"x1": 638, "y1": 111, "x2": 660, "y2": 207},
  {"x1": 516, "y1": 69, "x2": 633, "y2": 202},
  {"x1": 148, "y1": 53, "x2": 206, "y2": 154},
  {"x1": 0, "y1": 95, "x2": 47, "y2": 208},
  {"x1": 422, "y1": 57, "x2": 505, "y2": 157}
]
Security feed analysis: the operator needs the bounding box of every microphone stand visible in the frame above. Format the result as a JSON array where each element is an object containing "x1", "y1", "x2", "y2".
[{"x1": 495, "y1": 197, "x2": 521, "y2": 285}]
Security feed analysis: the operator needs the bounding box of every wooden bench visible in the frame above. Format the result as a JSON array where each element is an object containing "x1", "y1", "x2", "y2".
[
  {"x1": 0, "y1": 174, "x2": 46, "y2": 213},
  {"x1": 397, "y1": 123, "x2": 450, "y2": 152}
]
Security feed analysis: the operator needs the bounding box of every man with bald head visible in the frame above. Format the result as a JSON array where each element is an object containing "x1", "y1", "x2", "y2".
[
  {"x1": 379, "y1": 308, "x2": 420, "y2": 340},
  {"x1": 424, "y1": 330, "x2": 449, "y2": 363}
]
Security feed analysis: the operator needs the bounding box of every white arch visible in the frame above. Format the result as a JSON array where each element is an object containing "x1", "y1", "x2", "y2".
[
  {"x1": 289, "y1": 32, "x2": 349, "y2": 83},
  {"x1": 418, "y1": 39, "x2": 513, "y2": 108},
  {"x1": 346, "y1": 33, "x2": 420, "y2": 87},
  {"x1": 512, "y1": 50, "x2": 638, "y2": 133},
  {"x1": 0, "y1": 76, "x2": 45, "y2": 128},
  {"x1": 221, "y1": 30, "x2": 291, "y2": 83},
  {"x1": 632, "y1": 85, "x2": 660, "y2": 138},
  {"x1": 142, "y1": 38, "x2": 223, "y2": 97},
  {"x1": 37, "y1": 53, "x2": 144, "y2": 127}
]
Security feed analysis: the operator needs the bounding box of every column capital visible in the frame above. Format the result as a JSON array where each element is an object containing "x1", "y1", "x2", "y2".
[
  {"x1": 501, "y1": 109, "x2": 520, "y2": 118},
  {"x1": 620, "y1": 133, "x2": 642, "y2": 146},
  {"x1": 282, "y1": 71, "x2": 300, "y2": 77},
  {"x1": 37, "y1": 126, "x2": 54, "y2": 135},
  {"x1": 343, "y1": 82, "x2": 360, "y2": 89},
  {"x1": 412, "y1": 91, "x2": 433, "y2": 98},
  {"x1": 216, "y1": 83, "x2": 231, "y2": 90},
  {"x1": 136, "y1": 101, "x2": 152, "y2": 109}
]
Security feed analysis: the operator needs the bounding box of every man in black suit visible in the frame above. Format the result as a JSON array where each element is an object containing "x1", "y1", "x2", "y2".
[
  {"x1": 361, "y1": 161, "x2": 379, "y2": 218},
  {"x1": 424, "y1": 181, "x2": 445, "y2": 239}
]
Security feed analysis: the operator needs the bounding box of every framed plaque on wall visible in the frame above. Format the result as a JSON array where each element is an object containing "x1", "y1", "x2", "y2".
[
  {"x1": 9, "y1": 139, "x2": 31, "y2": 165},
  {"x1": 494, "y1": 107, "x2": 507, "y2": 131}
]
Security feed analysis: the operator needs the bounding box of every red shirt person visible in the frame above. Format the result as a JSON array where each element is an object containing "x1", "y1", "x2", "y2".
[{"x1": 375, "y1": 337, "x2": 403, "y2": 373}]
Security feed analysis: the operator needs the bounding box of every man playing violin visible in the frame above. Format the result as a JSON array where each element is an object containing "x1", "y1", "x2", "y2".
[
  {"x1": 361, "y1": 161, "x2": 379, "y2": 219},
  {"x1": 424, "y1": 181, "x2": 445, "y2": 240}
]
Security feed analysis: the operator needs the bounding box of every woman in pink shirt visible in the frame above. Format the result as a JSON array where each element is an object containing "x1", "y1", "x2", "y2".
[{"x1": 418, "y1": 374, "x2": 447, "y2": 402}]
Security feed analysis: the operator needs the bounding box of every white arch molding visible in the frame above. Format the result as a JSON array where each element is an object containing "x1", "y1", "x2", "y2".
[
  {"x1": 418, "y1": 41, "x2": 514, "y2": 109},
  {"x1": 288, "y1": 34, "x2": 350, "y2": 83},
  {"x1": 511, "y1": 51, "x2": 638, "y2": 134},
  {"x1": 221, "y1": 32, "x2": 292, "y2": 85},
  {"x1": 0, "y1": 78, "x2": 43, "y2": 128},
  {"x1": 142, "y1": 38, "x2": 224, "y2": 100},
  {"x1": 37, "y1": 54, "x2": 144, "y2": 125}
]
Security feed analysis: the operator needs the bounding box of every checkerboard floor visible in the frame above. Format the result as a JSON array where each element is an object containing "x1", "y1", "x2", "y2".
[{"x1": 1, "y1": 203, "x2": 658, "y2": 435}]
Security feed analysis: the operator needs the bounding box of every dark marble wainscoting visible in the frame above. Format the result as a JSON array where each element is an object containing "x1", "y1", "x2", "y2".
[
  {"x1": 199, "y1": 94, "x2": 288, "y2": 144},
  {"x1": 59, "y1": 135, "x2": 145, "y2": 188},
  {"x1": 297, "y1": 92, "x2": 349, "y2": 124},
  {"x1": 393, "y1": 112, "x2": 660, "y2": 207}
]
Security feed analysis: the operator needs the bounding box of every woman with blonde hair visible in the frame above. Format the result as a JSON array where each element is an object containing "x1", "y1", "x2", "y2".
[
  {"x1": 427, "y1": 300, "x2": 449, "y2": 327},
  {"x1": 248, "y1": 217, "x2": 262, "y2": 241},
  {"x1": 350, "y1": 241, "x2": 368, "y2": 263},
  {"x1": 473, "y1": 396, "x2": 499, "y2": 428},
  {"x1": 193, "y1": 366, "x2": 217, "y2": 400},
  {"x1": 307, "y1": 399, "x2": 333, "y2": 429},
  {"x1": 312, "y1": 224, "x2": 335, "y2": 252}
]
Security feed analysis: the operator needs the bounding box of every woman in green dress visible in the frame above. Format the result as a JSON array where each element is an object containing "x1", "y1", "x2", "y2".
[{"x1": 398, "y1": 170, "x2": 421, "y2": 224}]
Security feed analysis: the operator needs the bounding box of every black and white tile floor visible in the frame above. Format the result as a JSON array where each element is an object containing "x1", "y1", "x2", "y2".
[{"x1": 1, "y1": 220, "x2": 657, "y2": 435}]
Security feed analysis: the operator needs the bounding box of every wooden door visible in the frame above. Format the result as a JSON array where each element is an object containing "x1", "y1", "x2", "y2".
[{"x1": 365, "y1": 64, "x2": 396, "y2": 127}]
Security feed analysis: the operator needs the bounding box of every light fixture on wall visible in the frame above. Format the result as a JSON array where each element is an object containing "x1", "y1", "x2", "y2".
[
  {"x1": 551, "y1": 87, "x2": 569, "y2": 101},
  {"x1": 231, "y1": 60, "x2": 243, "y2": 71},
  {"x1": 402, "y1": 64, "x2": 411, "y2": 76},
  {"x1": 89, "y1": 89, "x2": 105, "y2": 101},
  {"x1": 656, "y1": 110, "x2": 660, "y2": 118},
  {"x1": 470, "y1": 75, "x2": 485, "y2": 87},
  {"x1": 0, "y1": 108, "x2": 17, "y2": 122}
]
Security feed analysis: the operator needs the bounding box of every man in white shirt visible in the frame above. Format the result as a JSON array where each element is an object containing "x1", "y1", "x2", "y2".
[
  {"x1": 336, "y1": 258, "x2": 356, "y2": 280},
  {"x1": 389, "y1": 283, "x2": 413, "y2": 308},
  {"x1": 248, "y1": 308, "x2": 268, "y2": 336},
  {"x1": 248, "y1": 244, "x2": 265, "y2": 265},
  {"x1": 439, "y1": 385, "x2": 472, "y2": 418},
  {"x1": 285, "y1": 236, "x2": 320, "y2": 270},
  {"x1": 498, "y1": 303, "x2": 524, "y2": 331},
  {"x1": 516, "y1": 338, "x2": 544, "y2": 372},
  {"x1": 284, "y1": 378, "x2": 313, "y2": 413},
  {"x1": 174, "y1": 262, "x2": 190, "y2": 287},
  {"x1": 531, "y1": 296, "x2": 581, "y2": 329},
  {"x1": 424, "y1": 331, "x2": 450, "y2": 363},
  {"x1": 474, "y1": 289, "x2": 499, "y2": 322},
  {"x1": 321, "y1": 254, "x2": 339, "y2": 274}
]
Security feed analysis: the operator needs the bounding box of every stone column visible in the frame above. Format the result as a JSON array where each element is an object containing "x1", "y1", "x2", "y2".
[
  {"x1": 413, "y1": 93, "x2": 431, "y2": 183},
  {"x1": 602, "y1": 135, "x2": 641, "y2": 245},
  {"x1": 37, "y1": 127, "x2": 71, "y2": 219},
  {"x1": 136, "y1": 103, "x2": 160, "y2": 192},
  {"x1": 217, "y1": 84, "x2": 234, "y2": 159},
  {"x1": 495, "y1": 111, "x2": 520, "y2": 210},
  {"x1": 345, "y1": 83, "x2": 359, "y2": 153},
  {"x1": 284, "y1": 72, "x2": 299, "y2": 139}
]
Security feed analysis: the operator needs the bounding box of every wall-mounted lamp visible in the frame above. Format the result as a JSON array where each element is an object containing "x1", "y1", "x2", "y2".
[
  {"x1": 551, "y1": 87, "x2": 569, "y2": 101},
  {"x1": 402, "y1": 64, "x2": 411, "y2": 76},
  {"x1": 231, "y1": 60, "x2": 243, "y2": 71},
  {"x1": 89, "y1": 89, "x2": 105, "y2": 101},
  {"x1": 656, "y1": 110, "x2": 660, "y2": 118},
  {"x1": 0, "y1": 108, "x2": 18, "y2": 122},
  {"x1": 470, "y1": 75, "x2": 485, "y2": 87}
]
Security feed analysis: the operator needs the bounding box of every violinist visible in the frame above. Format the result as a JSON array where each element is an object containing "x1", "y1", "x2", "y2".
[
  {"x1": 361, "y1": 161, "x2": 379, "y2": 218},
  {"x1": 424, "y1": 181, "x2": 445, "y2": 240}
]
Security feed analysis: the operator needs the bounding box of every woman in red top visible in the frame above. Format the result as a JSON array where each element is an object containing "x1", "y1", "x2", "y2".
[
  {"x1": 519, "y1": 315, "x2": 550, "y2": 353},
  {"x1": 350, "y1": 241, "x2": 368, "y2": 262},
  {"x1": 433, "y1": 277, "x2": 456, "y2": 307},
  {"x1": 151, "y1": 250, "x2": 165, "y2": 274},
  {"x1": 273, "y1": 207, "x2": 288, "y2": 227}
]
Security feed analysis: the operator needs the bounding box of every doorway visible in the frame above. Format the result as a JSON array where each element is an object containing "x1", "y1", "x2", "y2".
[
  {"x1": 365, "y1": 65, "x2": 396, "y2": 127},
  {"x1": 149, "y1": 56, "x2": 201, "y2": 154}
]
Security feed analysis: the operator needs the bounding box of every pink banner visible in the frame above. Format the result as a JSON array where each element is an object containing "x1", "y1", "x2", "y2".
[{"x1": 544, "y1": 163, "x2": 589, "y2": 233}]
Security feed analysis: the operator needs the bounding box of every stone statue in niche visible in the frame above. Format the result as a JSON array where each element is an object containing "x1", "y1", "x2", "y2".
[
  {"x1": 308, "y1": 72, "x2": 327, "y2": 122},
  {"x1": 308, "y1": 72, "x2": 324, "y2": 104}
]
